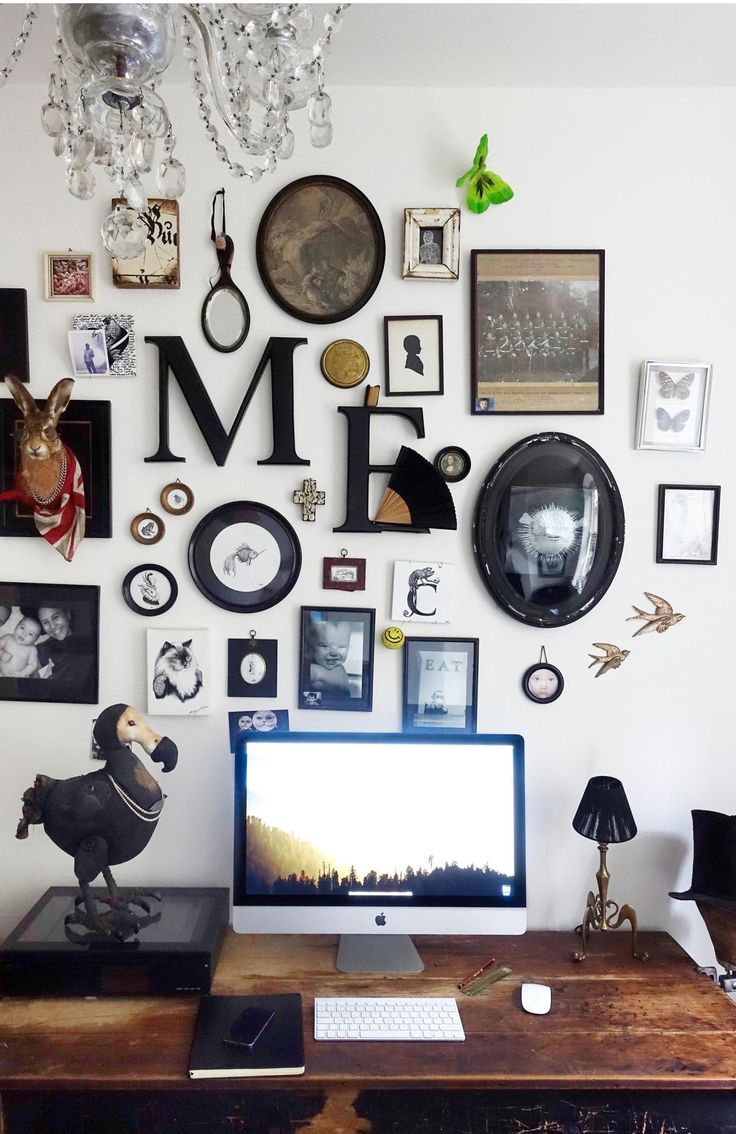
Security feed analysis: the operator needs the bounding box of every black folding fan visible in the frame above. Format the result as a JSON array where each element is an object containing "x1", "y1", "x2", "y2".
[{"x1": 374, "y1": 446, "x2": 457, "y2": 529}]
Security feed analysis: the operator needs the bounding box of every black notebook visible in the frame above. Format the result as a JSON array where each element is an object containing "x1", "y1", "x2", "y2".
[{"x1": 188, "y1": 993, "x2": 305, "y2": 1079}]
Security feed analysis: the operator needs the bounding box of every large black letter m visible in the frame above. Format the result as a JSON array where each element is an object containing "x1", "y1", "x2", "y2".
[{"x1": 144, "y1": 336, "x2": 309, "y2": 467}]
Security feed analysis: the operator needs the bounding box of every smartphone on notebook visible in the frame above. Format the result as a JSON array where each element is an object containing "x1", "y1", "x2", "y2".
[{"x1": 223, "y1": 1006, "x2": 275, "y2": 1050}]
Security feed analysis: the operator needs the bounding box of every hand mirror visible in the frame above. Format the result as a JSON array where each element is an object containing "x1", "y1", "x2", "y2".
[{"x1": 201, "y1": 188, "x2": 250, "y2": 353}]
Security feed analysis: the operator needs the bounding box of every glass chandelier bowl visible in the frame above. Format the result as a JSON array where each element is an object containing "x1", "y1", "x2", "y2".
[{"x1": 58, "y1": 4, "x2": 176, "y2": 85}]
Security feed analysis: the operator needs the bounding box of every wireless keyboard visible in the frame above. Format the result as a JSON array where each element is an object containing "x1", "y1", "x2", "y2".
[{"x1": 314, "y1": 996, "x2": 465, "y2": 1041}]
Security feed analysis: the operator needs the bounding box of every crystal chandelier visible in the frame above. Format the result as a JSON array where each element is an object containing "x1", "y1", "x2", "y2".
[{"x1": 1, "y1": 3, "x2": 347, "y2": 256}]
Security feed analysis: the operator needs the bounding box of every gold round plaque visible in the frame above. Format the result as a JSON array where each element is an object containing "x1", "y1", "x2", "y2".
[{"x1": 320, "y1": 339, "x2": 370, "y2": 388}]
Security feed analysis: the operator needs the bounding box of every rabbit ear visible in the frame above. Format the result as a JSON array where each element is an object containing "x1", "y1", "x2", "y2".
[
  {"x1": 43, "y1": 378, "x2": 74, "y2": 423},
  {"x1": 4, "y1": 375, "x2": 38, "y2": 417}
]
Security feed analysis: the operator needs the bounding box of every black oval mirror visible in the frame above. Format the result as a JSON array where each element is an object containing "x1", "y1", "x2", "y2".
[
  {"x1": 202, "y1": 284, "x2": 250, "y2": 352},
  {"x1": 473, "y1": 432, "x2": 625, "y2": 628},
  {"x1": 202, "y1": 188, "x2": 250, "y2": 353}
]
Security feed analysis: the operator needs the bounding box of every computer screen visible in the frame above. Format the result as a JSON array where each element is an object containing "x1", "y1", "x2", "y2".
[{"x1": 233, "y1": 732, "x2": 526, "y2": 972}]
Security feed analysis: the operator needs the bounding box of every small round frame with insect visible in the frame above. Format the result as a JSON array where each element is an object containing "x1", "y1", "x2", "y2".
[
  {"x1": 160, "y1": 480, "x2": 194, "y2": 516},
  {"x1": 434, "y1": 446, "x2": 471, "y2": 483},
  {"x1": 130, "y1": 510, "x2": 165, "y2": 545},
  {"x1": 522, "y1": 649, "x2": 564, "y2": 704}
]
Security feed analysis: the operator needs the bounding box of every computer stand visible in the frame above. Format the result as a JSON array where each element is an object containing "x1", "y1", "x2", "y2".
[{"x1": 336, "y1": 934, "x2": 424, "y2": 974}]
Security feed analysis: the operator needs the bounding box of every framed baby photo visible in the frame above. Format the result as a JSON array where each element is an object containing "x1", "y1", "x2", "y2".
[
  {"x1": 228, "y1": 636, "x2": 278, "y2": 697},
  {"x1": 146, "y1": 628, "x2": 209, "y2": 717},
  {"x1": 403, "y1": 207, "x2": 460, "y2": 280},
  {"x1": 0, "y1": 581, "x2": 99, "y2": 704},
  {"x1": 635, "y1": 360, "x2": 713, "y2": 452},
  {"x1": 656, "y1": 484, "x2": 720, "y2": 565},
  {"x1": 299, "y1": 605, "x2": 375, "y2": 712},
  {"x1": 384, "y1": 315, "x2": 444, "y2": 396},
  {"x1": 44, "y1": 251, "x2": 93, "y2": 301},
  {"x1": 402, "y1": 636, "x2": 478, "y2": 734}
]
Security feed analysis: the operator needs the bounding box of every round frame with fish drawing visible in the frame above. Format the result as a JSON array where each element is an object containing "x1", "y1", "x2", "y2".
[{"x1": 188, "y1": 501, "x2": 302, "y2": 613}]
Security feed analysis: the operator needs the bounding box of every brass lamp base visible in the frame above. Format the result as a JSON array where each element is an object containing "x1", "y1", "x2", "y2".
[{"x1": 572, "y1": 841, "x2": 649, "y2": 962}]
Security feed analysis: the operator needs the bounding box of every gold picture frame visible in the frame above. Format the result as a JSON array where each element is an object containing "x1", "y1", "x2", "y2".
[{"x1": 44, "y1": 252, "x2": 93, "y2": 301}]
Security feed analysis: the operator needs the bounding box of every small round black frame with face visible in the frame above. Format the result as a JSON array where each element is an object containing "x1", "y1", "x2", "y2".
[{"x1": 522, "y1": 662, "x2": 564, "y2": 704}]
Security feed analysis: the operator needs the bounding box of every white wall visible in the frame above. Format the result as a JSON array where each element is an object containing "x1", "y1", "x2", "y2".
[{"x1": 0, "y1": 78, "x2": 731, "y2": 969}]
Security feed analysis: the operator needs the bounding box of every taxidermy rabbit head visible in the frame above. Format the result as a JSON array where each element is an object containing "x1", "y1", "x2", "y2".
[{"x1": 5, "y1": 376, "x2": 74, "y2": 502}]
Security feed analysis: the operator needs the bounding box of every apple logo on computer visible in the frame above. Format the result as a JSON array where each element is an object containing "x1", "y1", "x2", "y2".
[{"x1": 375, "y1": 913, "x2": 386, "y2": 927}]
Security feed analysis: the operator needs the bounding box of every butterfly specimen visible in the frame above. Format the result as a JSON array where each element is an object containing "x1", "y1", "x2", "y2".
[
  {"x1": 588, "y1": 643, "x2": 630, "y2": 678},
  {"x1": 658, "y1": 370, "x2": 694, "y2": 400},
  {"x1": 656, "y1": 407, "x2": 690, "y2": 432},
  {"x1": 455, "y1": 134, "x2": 513, "y2": 214}
]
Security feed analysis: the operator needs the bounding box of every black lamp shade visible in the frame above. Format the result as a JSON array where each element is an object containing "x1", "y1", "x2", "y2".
[{"x1": 572, "y1": 776, "x2": 637, "y2": 844}]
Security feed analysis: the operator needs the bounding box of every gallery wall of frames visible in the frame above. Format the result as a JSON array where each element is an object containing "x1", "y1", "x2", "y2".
[{"x1": 0, "y1": 79, "x2": 732, "y2": 968}]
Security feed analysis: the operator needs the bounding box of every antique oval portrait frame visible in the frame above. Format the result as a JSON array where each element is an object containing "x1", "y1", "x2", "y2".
[
  {"x1": 473, "y1": 432, "x2": 625, "y2": 628},
  {"x1": 256, "y1": 175, "x2": 385, "y2": 324}
]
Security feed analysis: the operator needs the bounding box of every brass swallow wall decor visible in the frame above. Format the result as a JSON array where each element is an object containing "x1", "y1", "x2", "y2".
[
  {"x1": 588, "y1": 643, "x2": 631, "y2": 677},
  {"x1": 627, "y1": 592, "x2": 685, "y2": 637}
]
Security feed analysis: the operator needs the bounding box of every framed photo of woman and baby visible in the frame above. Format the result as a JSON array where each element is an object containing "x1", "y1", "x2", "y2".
[
  {"x1": 299, "y1": 606, "x2": 375, "y2": 712},
  {"x1": 0, "y1": 581, "x2": 99, "y2": 704}
]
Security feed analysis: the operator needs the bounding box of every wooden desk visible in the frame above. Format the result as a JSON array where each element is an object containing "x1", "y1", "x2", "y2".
[{"x1": 2, "y1": 930, "x2": 736, "y2": 1133}]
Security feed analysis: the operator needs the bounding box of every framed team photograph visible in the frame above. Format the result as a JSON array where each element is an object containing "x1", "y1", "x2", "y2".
[
  {"x1": 44, "y1": 252, "x2": 93, "y2": 301},
  {"x1": 299, "y1": 606, "x2": 375, "y2": 712},
  {"x1": 403, "y1": 207, "x2": 460, "y2": 280},
  {"x1": 0, "y1": 581, "x2": 99, "y2": 704},
  {"x1": 635, "y1": 360, "x2": 713, "y2": 452},
  {"x1": 402, "y1": 637, "x2": 478, "y2": 734},
  {"x1": 656, "y1": 484, "x2": 720, "y2": 565},
  {"x1": 384, "y1": 315, "x2": 444, "y2": 396},
  {"x1": 471, "y1": 249, "x2": 604, "y2": 414}
]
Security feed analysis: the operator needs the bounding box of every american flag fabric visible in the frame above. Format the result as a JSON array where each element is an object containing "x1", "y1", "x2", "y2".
[{"x1": 0, "y1": 445, "x2": 86, "y2": 561}]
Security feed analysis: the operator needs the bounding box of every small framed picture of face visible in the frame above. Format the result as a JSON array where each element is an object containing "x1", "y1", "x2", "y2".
[
  {"x1": 522, "y1": 649, "x2": 564, "y2": 704},
  {"x1": 228, "y1": 708, "x2": 290, "y2": 750},
  {"x1": 228, "y1": 636, "x2": 278, "y2": 697},
  {"x1": 384, "y1": 315, "x2": 444, "y2": 396}
]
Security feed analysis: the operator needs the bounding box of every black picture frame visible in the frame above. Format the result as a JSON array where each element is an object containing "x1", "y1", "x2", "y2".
[
  {"x1": 522, "y1": 662, "x2": 564, "y2": 704},
  {"x1": 471, "y1": 249, "x2": 604, "y2": 415},
  {"x1": 228, "y1": 637, "x2": 278, "y2": 697},
  {"x1": 299, "y1": 605, "x2": 375, "y2": 712},
  {"x1": 402, "y1": 637, "x2": 478, "y2": 734},
  {"x1": 384, "y1": 315, "x2": 444, "y2": 397},
  {"x1": 434, "y1": 446, "x2": 471, "y2": 483},
  {"x1": 0, "y1": 581, "x2": 99, "y2": 704},
  {"x1": 473, "y1": 432, "x2": 625, "y2": 628},
  {"x1": 0, "y1": 289, "x2": 29, "y2": 383},
  {"x1": 189, "y1": 501, "x2": 301, "y2": 613},
  {"x1": 122, "y1": 564, "x2": 178, "y2": 616},
  {"x1": 256, "y1": 175, "x2": 385, "y2": 324},
  {"x1": 0, "y1": 398, "x2": 112, "y2": 538},
  {"x1": 656, "y1": 484, "x2": 721, "y2": 565}
]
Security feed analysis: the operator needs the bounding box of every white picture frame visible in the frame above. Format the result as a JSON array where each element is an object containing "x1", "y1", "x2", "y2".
[
  {"x1": 146, "y1": 628, "x2": 210, "y2": 716},
  {"x1": 67, "y1": 329, "x2": 110, "y2": 377},
  {"x1": 635, "y1": 359, "x2": 713, "y2": 452},
  {"x1": 403, "y1": 207, "x2": 460, "y2": 280},
  {"x1": 391, "y1": 560, "x2": 455, "y2": 624}
]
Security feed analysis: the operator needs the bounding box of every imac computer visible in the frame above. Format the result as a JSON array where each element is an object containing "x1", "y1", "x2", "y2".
[{"x1": 232, "y1": 732, "x2": 526, "y2": 973}]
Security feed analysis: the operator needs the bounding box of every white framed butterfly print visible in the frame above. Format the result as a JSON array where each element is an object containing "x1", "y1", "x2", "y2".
[{"x1": 635, "y1": 360, "x2": 713, "y2": 452}]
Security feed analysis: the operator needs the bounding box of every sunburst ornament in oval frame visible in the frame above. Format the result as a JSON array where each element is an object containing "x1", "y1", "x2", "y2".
[{"x1": 517, "y1": 503, "x2": 583, "y2": 570}]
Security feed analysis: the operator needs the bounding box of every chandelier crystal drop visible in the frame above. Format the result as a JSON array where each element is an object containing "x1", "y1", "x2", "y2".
[{"x1": 1, "y1": 3, "x2": 347, "y2": 255}]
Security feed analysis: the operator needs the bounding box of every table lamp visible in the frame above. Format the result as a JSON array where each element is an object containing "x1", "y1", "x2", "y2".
[{"x1": 572, "y1": 775, "x2": 648, "y2": 962}]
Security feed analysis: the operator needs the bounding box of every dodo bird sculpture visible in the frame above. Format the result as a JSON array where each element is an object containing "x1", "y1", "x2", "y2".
[{"x1": 16, "y1": 704, "x2": 178, "y2": 942}]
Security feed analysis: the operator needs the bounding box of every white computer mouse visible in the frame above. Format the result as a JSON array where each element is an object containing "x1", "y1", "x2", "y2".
[{"x1": 521, "y1": 982, "x2": 551, "y2": 1015}]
